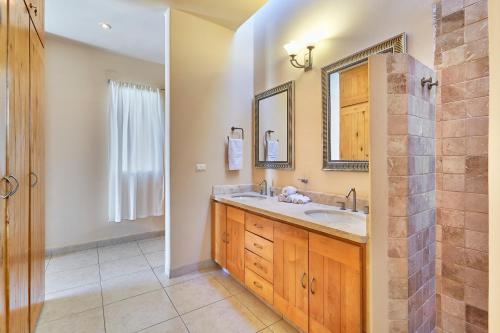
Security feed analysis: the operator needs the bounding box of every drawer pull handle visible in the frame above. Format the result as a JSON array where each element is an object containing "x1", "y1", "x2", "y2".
[
  {"x1": 253, "y1": 262, "x2": 267, "y2": 272},
  {"x1": 254, "y1": 224, "x2": 263, "y2": 229},
  {"x1": 310, "y1": 277, "x2": 316, "y2": 295},
  {"x1": 253, "y1": 281, "x2": 263, "y2": 289},
  {"x1": 253, "y1": 243, "x2": 263, "y2": 249},
  {"x1": 301, "y1": 272, "x2": 307, "y2": 289}
]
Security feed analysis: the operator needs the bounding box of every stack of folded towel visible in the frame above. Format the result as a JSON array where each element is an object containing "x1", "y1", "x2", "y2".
[{"x1": 278, "y1": 186, "x2": 311, "y2": 204}]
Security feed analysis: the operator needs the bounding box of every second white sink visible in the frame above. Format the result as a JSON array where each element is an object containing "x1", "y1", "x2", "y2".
[{"x1": 304, "y1": 209, "x2": 364, "y2": 225}]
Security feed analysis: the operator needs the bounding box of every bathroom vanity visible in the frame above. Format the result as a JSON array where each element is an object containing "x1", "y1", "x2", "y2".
[{"x1": 211, "y1": 193, "x2": 367, "y2": 333}]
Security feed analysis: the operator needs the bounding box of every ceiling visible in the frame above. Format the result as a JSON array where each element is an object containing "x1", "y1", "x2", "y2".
[{"x1": 45, "y1": 0, "x2": 267, "y2": 64}]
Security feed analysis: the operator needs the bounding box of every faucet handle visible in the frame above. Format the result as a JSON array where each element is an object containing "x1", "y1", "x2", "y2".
[
  {"x1": 298, "y1": 178, "x2": 309, "y2": 184},
  {"x1": 337, "y1": 201, "x2": 346, "y2": 210}
]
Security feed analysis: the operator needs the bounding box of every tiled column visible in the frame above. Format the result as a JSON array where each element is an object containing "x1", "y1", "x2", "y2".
[
  {"x1": 434, "y1": 0, "x2": 489, "y2": 332},
  {"x1": 385, "y1": 54, "x2": 437, "y2": 333}
]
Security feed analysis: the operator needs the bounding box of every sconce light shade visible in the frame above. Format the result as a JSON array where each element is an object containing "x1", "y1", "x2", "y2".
[{"x1": 283, "y1": 41, "x2": 303, "y2": 56}]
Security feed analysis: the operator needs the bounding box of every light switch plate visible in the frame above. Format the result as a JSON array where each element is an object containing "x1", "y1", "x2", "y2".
[{"x1": 196, "y1": 164, "x2": 207, "y2": 171}]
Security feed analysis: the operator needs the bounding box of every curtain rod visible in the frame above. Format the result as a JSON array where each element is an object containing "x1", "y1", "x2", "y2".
[{"x1": 107, "y1": 79, "x2": 165, "y2": 91}]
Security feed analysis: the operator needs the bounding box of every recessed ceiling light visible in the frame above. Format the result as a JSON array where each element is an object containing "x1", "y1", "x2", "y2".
[{"x1": 99, "y1": 22, "x2": 112, "y2": 30}]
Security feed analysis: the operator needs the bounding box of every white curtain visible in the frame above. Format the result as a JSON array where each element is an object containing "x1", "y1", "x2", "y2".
[{"x1": 108, "y1": 81, "x2": 164, "y2": 222}]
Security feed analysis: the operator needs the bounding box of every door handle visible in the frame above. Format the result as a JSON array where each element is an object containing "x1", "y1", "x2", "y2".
[
  {"x1": 310, "y1": 277, "x2": 316, "y2": 295},
  {"x1": 0, "y1": 176, "x2": 19, "y2": 199},
  {"x1": 30, "y1": 172, "x2": 39, "y2": 187}
]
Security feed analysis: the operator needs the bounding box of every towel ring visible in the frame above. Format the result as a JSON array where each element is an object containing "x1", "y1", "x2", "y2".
[{"x1": 227, "y1": 126, "x2": 244, "y2": 143}]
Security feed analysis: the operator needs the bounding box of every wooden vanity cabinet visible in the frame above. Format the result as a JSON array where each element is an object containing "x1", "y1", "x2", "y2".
[
  {"x1": 212, "y1": 202, "x2": 365, "y2": 333},
  {"x1": 309, "y1": 233, "x2": 363, "y2": 333},
  {"x1": 212, "y1": 203, "x2": 245, "y2": 283},
  {"x1": 226, "y1": 207, "x2": 245, "y2": 282},
  {"x1": 212, "y1": 202, "x2": 227, "y2": 267},
  {"x1": 273, "y1": 222, "x2": 309, "y2": 332}
]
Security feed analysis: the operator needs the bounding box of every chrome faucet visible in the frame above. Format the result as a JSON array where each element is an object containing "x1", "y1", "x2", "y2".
[
  {"x1": 346, "y1": 188, "x2": 357, "y2": 212},
  {"x1": 259, "y1": 179, "x2": 268, "y2": 196}
]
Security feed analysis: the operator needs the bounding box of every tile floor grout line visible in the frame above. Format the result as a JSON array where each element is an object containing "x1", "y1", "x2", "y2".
[
  {"x1": 97, "y1": 245, "x2": 108, "y2": 333},
  {"x1": 160, "y1": 286, "x2": 192, "y2": 333},
  {"x1": 37, "y1": 305, "x2": 103, "y2": 326},
  {"x1": 231, "y1": 291, "x2": 281, "y2": 330}
]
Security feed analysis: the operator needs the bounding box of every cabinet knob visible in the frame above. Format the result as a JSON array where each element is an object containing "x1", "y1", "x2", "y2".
[{"x1": 253, "y1": 281, "x2": 263, "y2": 289}]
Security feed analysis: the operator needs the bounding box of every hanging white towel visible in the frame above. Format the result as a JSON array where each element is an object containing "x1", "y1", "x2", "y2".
[
  {"x1": 228, "y1": 138, "x2": 243, "y2": 171},
  {"x1": 266, "y1": 139, "x2": 280, "y2": 161}
]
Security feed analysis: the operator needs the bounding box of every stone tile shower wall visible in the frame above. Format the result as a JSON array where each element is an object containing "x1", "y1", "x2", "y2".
[
  {"x1": 434, "y1": 0, "x2": 489, "y2": 332},
  {"x1": 386, "y1": 54, "x2": 437, "y2": 332}
]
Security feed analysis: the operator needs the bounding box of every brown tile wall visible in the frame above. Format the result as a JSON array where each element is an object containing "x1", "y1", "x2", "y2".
[
  {"x1": 434, "y1": 0, "x2": 489, "y2": 332},
  {"x1": 386, "y1": 54, "x2": 437, "y2": 333}
]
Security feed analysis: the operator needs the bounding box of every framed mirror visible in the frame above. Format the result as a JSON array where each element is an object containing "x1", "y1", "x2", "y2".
[
  {"x1": 322, "y1": 33, "x2": 407, "y2": 171},
  {"x1": 254, "y1": 81, "x2": 295, "y2": 169}
]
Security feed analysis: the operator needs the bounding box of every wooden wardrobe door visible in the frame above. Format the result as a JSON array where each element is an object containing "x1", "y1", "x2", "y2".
[
  {"x1": 29, "y1": 20, "x2": 44, "y2": 332},
  {"x1": 273, "y1": 222, "x2": 309, "y2": 332},
  {"x1": 0, "y1": 0, "x2": 8, "y2": 331},
  {"x1": 7, "y1": 1, "x2": 31, "y2": 332}
]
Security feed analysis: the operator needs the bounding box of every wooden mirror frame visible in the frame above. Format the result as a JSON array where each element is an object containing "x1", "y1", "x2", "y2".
[{"x1": 322, "y1": 33, "x2": 407, "y2": 171}]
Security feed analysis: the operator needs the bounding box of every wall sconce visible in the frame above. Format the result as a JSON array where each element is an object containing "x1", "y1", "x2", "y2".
[{"x1": 284, "y1": 41, "x2": 315, "y2": 72}]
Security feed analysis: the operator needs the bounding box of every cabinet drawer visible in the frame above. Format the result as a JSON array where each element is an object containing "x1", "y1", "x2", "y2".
[
  {"x1": 245, "y1": 231, "x2": 273, "y2": 262},
  {"x1": 227, "y1": 206, "x2": 245, "y2": 223},
  {"x1": 245, "y1": 213, "x2": 274, "y2": 241},
  {"x1": 245, "y1": 250, "x2": 273, "y2": 283},
  {"x1": 245, "y1": 268, "x2": 273, "y2": 305}
]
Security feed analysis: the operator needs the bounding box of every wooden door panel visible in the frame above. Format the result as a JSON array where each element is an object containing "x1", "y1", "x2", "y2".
[
  {"x1": 212, "y1": 202, "x2": 226, "y2": 267},
  {"x1": 29, "y1": 20, "x2": 44, "y2": 332},
  {"x1": 7, "y1": 1, "x2": 31, "y2": 332},
  {"x1": 273, "y1": 222, "x2": 308, "y2": 332},
  {"x1": 0, "y1": 0, "x2": 8, "y2": 331},
  {"x1": 226, "y1": 216, "x2": 245, "y2": 282}
]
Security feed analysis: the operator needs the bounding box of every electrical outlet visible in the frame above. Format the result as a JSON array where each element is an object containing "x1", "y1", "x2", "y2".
[{"x1": 195, "y1": 164, "x2": 207, "y2": 172}]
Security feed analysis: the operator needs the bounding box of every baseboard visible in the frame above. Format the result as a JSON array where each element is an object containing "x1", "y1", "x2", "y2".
[
  {"x1": 46, "y1": 230, "x2": 165, "y2": 257},
  {"x1": 169, "y1": 259, "x2": 218, "y2": 278}
]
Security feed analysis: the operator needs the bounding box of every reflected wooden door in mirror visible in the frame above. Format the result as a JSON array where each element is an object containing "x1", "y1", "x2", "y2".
[
  {"x1": 322, "y1": 33, "x2": 407, "y2": 171},
  {"x1": 254, "y1": 81, "x2": 295, "y2": 169}
]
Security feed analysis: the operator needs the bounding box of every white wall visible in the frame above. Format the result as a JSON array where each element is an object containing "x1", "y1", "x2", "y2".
[
  {"x1": 45, "y1": 35, "x2": 165, "y2": 249},
  {"x1": 251, "y1": 0, "x2": 435, "y2": 198},
  {"x1": 169, "y1": 10, "x2": 254, "y2": 271}
]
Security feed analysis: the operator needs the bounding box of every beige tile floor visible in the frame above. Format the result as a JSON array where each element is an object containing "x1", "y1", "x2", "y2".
[{"x1": 38, "y1": 237, "x2": 301, "y2": 333}]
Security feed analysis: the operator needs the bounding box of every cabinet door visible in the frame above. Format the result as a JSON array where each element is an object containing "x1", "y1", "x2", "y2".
[
  {"x1": 212, "y1": 202, "x2": 226, "y2": 267},
  {"x1": 226, "y1": 208, "x2": 245, "y2": 282},
  {"x1": 29, "y1": 20, "x2": 44, "y2": 332},
  {"x1": 273, "y1": 222, "x2": 308, "y2": 332},
  {"x1": 7, "y1": 1, "x2": 31, "y2": 332},
  {"x1": 309, "y1": 233, "x2": 363, "y2": 333},
  {"x1": 24, "y1": 0, "x2": 44, "y2": 44}
]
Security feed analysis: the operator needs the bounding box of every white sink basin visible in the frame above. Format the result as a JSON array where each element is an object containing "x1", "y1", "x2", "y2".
[
  {"x1": 304, "y1": 209, "x2": 364, "y2": 224},
  {"x1": 231, "y1": 194, "x2": 267, "y2": 200}
]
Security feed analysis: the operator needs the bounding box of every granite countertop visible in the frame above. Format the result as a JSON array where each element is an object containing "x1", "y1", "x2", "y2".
[{"x1": 212, "y1": 192, "x2": 368, "y2": 244}]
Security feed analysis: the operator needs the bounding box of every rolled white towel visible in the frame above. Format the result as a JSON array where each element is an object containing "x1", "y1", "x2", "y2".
[
  {"x1": 288, "y1": 194, "x2": 311, "y2": 204},
  {"x1": 278, "y1": 194, "x2": 292, "y2": 203},
  {"x1": 281, "y1": 186, "x2": 297, "y2": 196}
]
